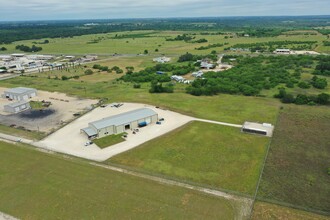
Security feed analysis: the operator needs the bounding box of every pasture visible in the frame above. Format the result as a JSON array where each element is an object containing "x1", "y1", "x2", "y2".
[
  {"x1": 0, "y1": 141, "x2": 238, "y2": 220},
  {"x1": 108, "y1": 121, "x2": 270, "y2": 195},
  {"x1": 257, "y1": 105, "x2": 330, "y2": 214}
]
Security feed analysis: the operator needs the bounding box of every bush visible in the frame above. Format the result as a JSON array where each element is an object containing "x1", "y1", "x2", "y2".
[
  {"x1": 84, "y1": 69, "x2": 93, "y2": 75},
  {"x1": 133, "y1": 84, "x2": 141, "y2": 89},
  {"x1": 298, "y1": 81, "x2": 311, "y2": 89},
  {"x1": 281, "y1": 94, "x2": 295, "y2": 103},
  {"x1": 61, "y1": 76, "x2": 69, "y2": 80}
]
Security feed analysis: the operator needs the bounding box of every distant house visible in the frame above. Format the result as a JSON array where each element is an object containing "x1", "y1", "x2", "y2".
[
  {"x1": 274, "y1": 49, "x2": 291, "y2": 54},
  {"x1": 3, "y1": 87, "x2": 37, "y2": 101},
  {"x1": 156, "y1": 71, "x2": 165, "y2": 75},
  {"x1": 241, "y1": 122, "x2": 274, "y2": 137},
  {"x1": 153, "y1": 57, "x2": 171, "y2": 63},
  {"x1": 171, "y1": 75, "x2": 185, "y2": 82},
  {"x1": 4, "y1": 100, "x2": 30, "y2": 113},
  {"x1": 192, "y1": 70, "x2": 204, "y2": 78},
  {"x1": 200, "y1": 61, "x2": 214, "y2": 70},
  {"x1": 11, "y1": 54, "x2": 25, "y2": 58}
]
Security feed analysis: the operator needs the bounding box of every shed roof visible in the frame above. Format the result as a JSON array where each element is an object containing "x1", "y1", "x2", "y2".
[
  {"x1": 5, "y1": 87, "x2": 36, "y2": 94},
  {"x1": 90, "y1": 108, "x2": 157, "y2": 129},
  {"x1": 5, "y1": 100, "x2": 29, "y2": 108},
  {"x1": 242, "y1": 121, "x2": 274, "y2": 134},
  {"x1": 81, "y1": 127, "x2": 97, "y2": 137}
]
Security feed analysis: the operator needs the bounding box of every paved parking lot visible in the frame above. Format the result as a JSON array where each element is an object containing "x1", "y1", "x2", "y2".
[{"x1": 35, "y1": 103, "x2": 194, "y2": 161}]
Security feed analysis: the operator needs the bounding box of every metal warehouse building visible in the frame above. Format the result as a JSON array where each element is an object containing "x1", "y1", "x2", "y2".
[
  {"x1": 3, "y1": 87, "x2": 37, "y2": 101},
  {"x1": 82, "y1": 108, "x2": 158, "y2": 139},
  {"x1": 242, "y1": 122, "x2": 274, "y2": 137},
  {"x1": 4, "y1": 100, "x2": 31, "y2": 113}
]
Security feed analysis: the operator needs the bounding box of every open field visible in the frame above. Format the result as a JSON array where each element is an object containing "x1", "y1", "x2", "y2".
[
  {"x1": 0, "y1": 141, "x2": 241, "y2": 220},
  {"x1": 252, "y1": 202, "x2": 330, "y2": 220},
  {"x1": 109, "y1": 121, "x2": 269, "y2": 195},
  {"x1": 0, "y1": 77, "x2": 280, "y2": 125},
  {"x1": 0, "y1": 30, "x2": 328, "y2": 55},
  {"x1": 0, "y1": 124, "x2": 45, "y2": 141},
  {"x1": 257, "y1": 105, "x2": 330, "y2": 214}
]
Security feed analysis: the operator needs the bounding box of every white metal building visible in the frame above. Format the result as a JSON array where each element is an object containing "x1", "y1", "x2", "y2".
[
  {"x1": 4, "y1": 100, "x2": 30, "y2": 113},
  {"x1": 3, "y1": 87, "x2": 37, "y2": 101},
  {"x1": 82, "y1": 108, "x2": 158, "y2": 139},
  {"x1": 242, "y1": 122, "x2": 274, "y2": 137}
]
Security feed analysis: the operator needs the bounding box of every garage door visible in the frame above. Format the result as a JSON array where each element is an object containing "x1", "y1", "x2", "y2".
[
  {"x1": 23, "y1": 95, "x2": 29, "y2": 100},
  {"x1": 146, "y1": 117, "x2": 151, "y2": 124},
  {"x1": 15, "y1": 107, "x2": 20, "y2": 112}
]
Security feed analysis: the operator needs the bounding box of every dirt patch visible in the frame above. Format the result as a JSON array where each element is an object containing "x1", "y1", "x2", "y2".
[{"x1": 18, "y1": 109, "x2": 56, "y2": 119}]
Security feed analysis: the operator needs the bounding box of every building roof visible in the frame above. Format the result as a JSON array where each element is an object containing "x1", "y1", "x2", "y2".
[
  {"x1": 90, "y1": 108, "x2": 158, "y2": 129},
  {"x1": 5, "y1": 100, "x2": 29, "y2": 108},
  {"x1": 5, "y1": 87, "x2": 36, "y2": 95},
  {"x1": 242, "y1": 121, "x2": 274, "y2": 136},
  {"x1": 81, "y1": 127, "x2": 97, "y2": 137}
]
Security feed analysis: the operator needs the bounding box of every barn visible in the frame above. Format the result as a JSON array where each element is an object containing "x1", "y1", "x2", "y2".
[
  {"x1": 82, "y1": 108, "x2": 158, "y2": 139},
  {"x1": 3, "y1": 87, "x2": 37, "y2": 101},
  {"x1": 4, "y1": 100, "x2": 31, "y2": 113}
]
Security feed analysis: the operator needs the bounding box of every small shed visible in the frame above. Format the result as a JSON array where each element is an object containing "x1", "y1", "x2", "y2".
[
  {"x1": 3, "y1": 87, "x2": 37, "y2": 101},
  {"x1": 241, "y1": 122, "x2": 274, "y2": 137},
  {"x1": 4, "y1": 100, "x2": 30, "y2": 113}
]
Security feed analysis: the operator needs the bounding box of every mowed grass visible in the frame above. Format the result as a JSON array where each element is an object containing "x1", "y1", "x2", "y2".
[
  {"x1": 0, "y1": 76, "x2": 280, "y2": 125},
  {"x1": 0, "y1": 141, "x2": 237, "y2": 220},
  {"x1": 0, "y1": 124, "x2": 45, "y2": 141},
  {"x1": 257, "y1": 105, "x2": 330, "y2": 214},
  {"x1": 94, "y1": 133, "x2": 126, "y2": 149},
  {"x1": 108, "y1": 121, "x2": 270, "y2": 195},
  {"x1": 252, "y1": 202, "x2": 330, "y2": 220}
]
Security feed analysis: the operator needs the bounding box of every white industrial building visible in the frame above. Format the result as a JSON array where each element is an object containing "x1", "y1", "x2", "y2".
[
  {"x1": 3, "y1": 87, "x2": 37, "y2": 101},
  {"x1": 82, "y1": 108, "x2": 158, "y2": 139},
  {"x1": 4, "y1": 100, "x2": 31, "y2": 113},
  {"x1": 153, "y1": 57, "x2": 171, "y2": 63},
  {"x1": 241, "y1": 122, "x2": 274, "y2": 137}
]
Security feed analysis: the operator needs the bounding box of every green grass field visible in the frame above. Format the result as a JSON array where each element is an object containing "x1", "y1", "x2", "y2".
[
  {"x1": 257, "y1": 105, "x2": 330, "y2": 214},
  {"x1": 252, "y1": 202, "x2": 330, "y2": 220},
  {"x1": 0, "y1": 30, "x2": 328, "y2": 55},
  {"x1": 93, "y1": 133, "x2": 126, "y2": 149},
  {"x1": 108, "y1": 121, "x2": 270, "y2": 195},
  {"x1": 0, "y1": 77, "x2": 280, "y2": 125},
  {"x1": 0, "y1": 141, "x2": 239, "y2": 220},
  {"x1": 0, "y1": 124, "x2": 45, "y2": 141}
]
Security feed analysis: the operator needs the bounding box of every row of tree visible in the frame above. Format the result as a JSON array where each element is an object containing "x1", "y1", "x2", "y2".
[
  {"x1": 15, "y1": 44, "x2": 42, "y2": 52},
  {"x1": 275, "y1": 88, "x2": 329, "y2": 105}
]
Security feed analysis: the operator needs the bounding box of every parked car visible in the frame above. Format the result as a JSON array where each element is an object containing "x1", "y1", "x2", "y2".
[{"x1": 84, "y1": 141, "x2": 93, "y2": 146}]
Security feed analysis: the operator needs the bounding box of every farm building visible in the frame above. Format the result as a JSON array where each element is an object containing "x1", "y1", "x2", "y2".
[
  {"x1": 82, "y1": 108, "x2": 158, "y2": 139},
  {"x1": 153, "y1": 57, "x2": 171, "y2": 63},
  {"x1": 242, "y1": 122, "x2": 274, "y2": 137},
  {"x1": 3, "y1": 87, "x2": 37, "y2": 101},
  {"x1": 274, "y1": 49, "x2": 291, "y2": 54},
  {"x1": 4, "y1": 100, "x2": 30, "y2": 113}
]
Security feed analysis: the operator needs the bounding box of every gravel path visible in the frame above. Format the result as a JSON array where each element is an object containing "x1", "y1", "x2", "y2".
[{"x1": 0, "y1": 212, "x2": 18, "y2": 220}]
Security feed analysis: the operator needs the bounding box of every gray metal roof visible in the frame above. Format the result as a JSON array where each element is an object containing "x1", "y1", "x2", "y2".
[
  {"x1": 90, "y1": 108, "x2": 157, "y2": 129},
  {"x1": 5, "y1": 87, "x2": 36, "y2": 94},
  {"x1": 81, "y1": 127, "x2": 97, "y2": 137},
  {"x1": 5, "y1": 100, "x2": 29, "y2": 108}
]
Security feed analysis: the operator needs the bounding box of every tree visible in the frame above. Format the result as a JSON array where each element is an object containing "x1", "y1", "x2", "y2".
[
  {"x1": 281, "y1": 93, "x2": 295, "y2": 103},
  {"x1": 0, "y1": 47, "x2": 7, "y2": 51},
  {"x1": 125, "y1": 66, "x2": 134, "y2": 74},
  {"x1": 311, "y1": 76, "x2": 327, "y2": 89},
  {"x1": 144, "y1": 49, "x2": 148, "y2": 54},
  {"x1": 316, "y1": 93, "x2": 330, "y2": 105},
  {"x1": 84, "y1": 69, "x2": 93, "y2": 75},
  {"x1": 155, "y1": 48, "x2": 159, "y2": 52}
]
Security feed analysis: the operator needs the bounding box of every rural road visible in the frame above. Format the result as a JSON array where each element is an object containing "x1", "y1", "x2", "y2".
[
  {"x1": 0, "y1": 212, "x2": 18, "y2": 220},
  {"x1": 194, "y1": 119, "x2": 242, "y2": 128},
  {"x1": 0, "y1": 133, "x2": 33, "y2": 144}
]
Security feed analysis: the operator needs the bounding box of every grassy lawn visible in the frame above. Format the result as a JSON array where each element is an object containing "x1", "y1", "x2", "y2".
[
  {"x1": 0, "y1": 141, "x2": 238, "y2": 220},
  {"x1": 108, "y1": 121, "x2": 270, "y2": 195},
  {"x1": 0, "y1": 124, "x2": 45, "y2": 141},
  {"x1": 257, "y1": 105, "x2": 330, "y2": 214},
  {"x1": 94, "y1": 133, "x2": 126, "y2": 149},
  {"x1": 252, "y1": 202, "x2": 330, "y2": 220},
  {"x1": 0, "y1": 77, "x2": 280, "y2": 125},
  {"x1": 29, "y1": 101, "x2": 44, "y2": 110}
]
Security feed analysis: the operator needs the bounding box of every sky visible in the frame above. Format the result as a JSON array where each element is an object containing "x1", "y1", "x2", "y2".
[{"x1": 0, "y1": 0, "x2": 329, "y2": 21}]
